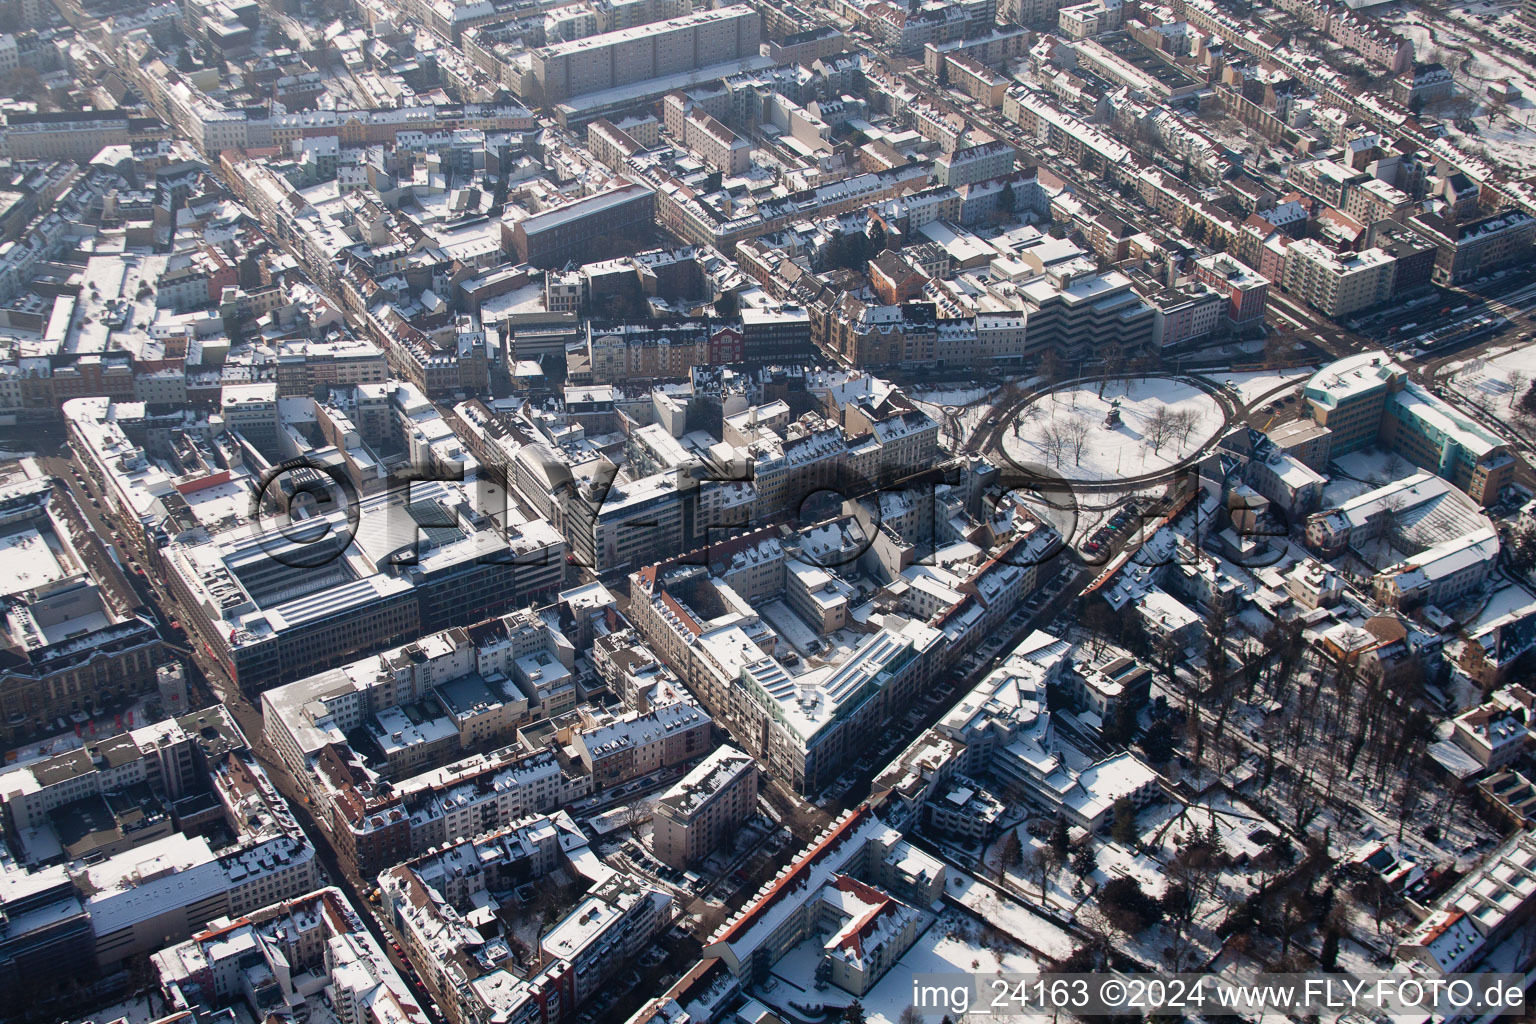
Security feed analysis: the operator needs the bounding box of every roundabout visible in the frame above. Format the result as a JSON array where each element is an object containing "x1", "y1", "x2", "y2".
[{"x1": 985, "y1": 374, "x2": 1237, "y2": 491}]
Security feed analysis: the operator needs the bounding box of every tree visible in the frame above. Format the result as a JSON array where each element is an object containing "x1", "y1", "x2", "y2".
[
  {"x1": 1319, "y1": 927, "x2": 1340, "y2": 970},
  {"x1": 1520, "y1": 380, "x2": 1536, "y2": 419},
  {"x1": 714, "y1": 291, "x2": 740, "y2": 318},
  {"x1": 898, "y1": 1008, "x2": 923, "y2": 1024},
  {"x1": 1146, "y1": 406, "x2": 1175, "y2": 453},
  {"x1": 1072, "y1": 843, "x2": 1097, "y2": 878},
  {"x1": 1110, "y1": 797, "x2": 1138, "y2": 846},
  {"x1": 1049, "y1": 816, "x2": 1070, "y2": 861},
  {"x1": 1170, "y1": 409, "x2": 1200, "y2": 448},
  {"x1": 1101, "y1": 700, "x2": 1139, "y2": 747},
  {"x1": 1062, "y1": 415, "x2": 1091, "y2": 466},
  {"x1": 843, "y1": 1001, "x2": 867, "y2": 1024},
  {"x1": 936, "y1": 58, "x2": 950, "y2": 87},
  {"x1": 1038, "y1": 347, "x2": 1064, "y2": 383},
  {"x1": 868, "y1": 219, "x2": 887, "y2": 255},
  {"x1": 1002, "y1": 828, "x2": 1023, "y2": 875},
  {"x1": 999, "y1": 178, "x2": 1016, "y2": 217},
  {"x1": 1139, "y1": 719, "x2": 1175, "y2": 764},
  {"x1": 1099, "y1": 876, "x2": 1163, "y2": 933},
  {"x1": 1038, "y1": 423, "x2": 1067, "y2": 468},
  {"x1": 1020, "y1": 846, "x2": 1054, "y2": 898},
  {"x1": 1509, "y1": 370, "x2": 1530, "y2": 409},
  {"x1": 1507, "y1": 518, "x2": 1536, "y2": 574}
]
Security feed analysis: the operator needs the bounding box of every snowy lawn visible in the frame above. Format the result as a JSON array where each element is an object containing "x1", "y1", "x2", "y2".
[
  {"x1": 1443, "y1": 340, "x2": 1536, "y2": 412},
  {"x1": 1000, "y1": 379, "x2": 1224, "y2": 482},
  {"x1": 951, "y1": 876, "x2": 1076, "y2": 960}
]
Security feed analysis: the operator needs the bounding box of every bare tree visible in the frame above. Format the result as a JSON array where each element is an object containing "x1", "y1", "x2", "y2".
[
  {"x1": 1146, "y1": 407, "x2": 1175, "y2": 454},
  {"x1": 1062, "y1": 415, "x2": 1091, "y2": 466},
  {"x1": 1508, "y1": 369, "x2": 1529, "y2": 409},
  {"x1": 1020, "y1": 846, "x2": 1055, "y2": 900},
  {"x1": 1038, "y1": 424, "x2": 1067, "y2": 468},
  {"x1": 1171, "y1": 409, "x2": 1200, "y2": 449}
]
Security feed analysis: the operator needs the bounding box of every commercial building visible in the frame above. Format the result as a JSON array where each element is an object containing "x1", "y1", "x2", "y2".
[
  {"x1": 0, "y1": 711, "x2": 320, "y2": 978},
  {"x1": 0, "y1": 863, "x2": 94, "y2": 1007},
  {"x1": 0, "y1": 476, "x2": 172, "y2": 745},
  {"x1": 1015, "y1": 262, "x2": 1157, "y2": 363},
  {"x1": 651, "y1": 745, "x2": 759, "y2": 868},
  {"x1": 508, "y1": 182, "x2": 658, "y2": 268},
  {"x1": 1303, "y1": 352, "x2": 1517, "y2": 504},
  {"x1": 1371, "y1": 526, "x2": 1499, "y2": 610},
  {"x1": 261, "y1": 609, "x2": 576, "y2": 783},
  {"x1": 529, "y1": 6, "x2": 761, "y2": 103},
  {"x1": 740, "y1": 307, "x2": 814, "y2": 365},
  {"x1": 874, "y1": 632, "x2": 1162, "y2": 834},
  {"x1": 1303, "y1": 471, "x2": 1490, "y2": 556}
]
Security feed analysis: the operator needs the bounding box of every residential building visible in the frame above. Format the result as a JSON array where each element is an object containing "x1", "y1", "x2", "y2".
[
  {"x1": 1282, "y1": 239, "x2": 1396, "y2": 317},
  {"x1": 651, "y1": 745, "x2": 759, "y2": 868}
]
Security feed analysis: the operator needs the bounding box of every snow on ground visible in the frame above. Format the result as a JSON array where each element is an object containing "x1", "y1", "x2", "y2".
[
  {"x1": 1469, "y1": 580, "x2": 1536, "y2": 628},
  {"x1": 1328, "y1": 448, "x2": 1425, "y2": 490},
  {"x1": 913, "y1": 393, "x2": 996, "y2": 449},
  {"x1": 1385, "y1": 5, "x2": 1536, "y2": 172},
  {"x1": 1210, "y1": 366, "x2": 1316, "y2": 406},
  {"x1": 1000, "y1": 379, "x2": 1224, "y2": 482},
  {"x1": 951, "y1": 876, "x2": 1076, "y2": 960},
  {"x1": 1091, "y1": 842, "x2": 1169, "y2": 897},
  {"x1": 1443, "y1": 339, "x2": 1536, "y2": 410},
  {"x1": 756, "y1": 910, "x2": 1050, "y2": 1024}
]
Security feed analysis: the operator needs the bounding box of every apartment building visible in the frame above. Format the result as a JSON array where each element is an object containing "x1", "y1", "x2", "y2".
[
  {"x1": 651, "y1": 745, "x2": 759, "y2": 868},
  {"x1": 1407, "y1": 208, "x2": 1536, "y2": 286},
  {"x1": 1395, "y1": 830, "x2": 1536, "y2": 975},
  {"x1": 376, "y1": 812, "x2": 597, "y2": 1024},
  {"x1": 944, "y1": 54, "x2": 1011, "y2": 107},
  {"x1": 681, "y1": 108, "x2": 751, "y2": 175},
  {"x1": 569, "y1": 700, "x2": 713, "y2": 789},
  {"x1": 1149, "y1": 284, "x2": 1224, "y2": 348},
  {"x1": 1282, "y1": 238, "x2": 1396, "y2": 317},
  {"x1": 1193, "y1": 251, "x2": 1271, "y2": 326},
  {"x1": 154, "y1": 888, "x2": 430, "y2": 1024},
  {"x1": 541, "y1": 875, "x2": 673, "y2": 1005},
  {"x1": 934, "y1": 140, "x2": 1015, "y2": 188},
  {"x1": 1392, "y1": 62, "x2": 1455, "y2": 106},
  {"x1": 702, "y1": 808, "x2": 946, "y2": 986}
]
